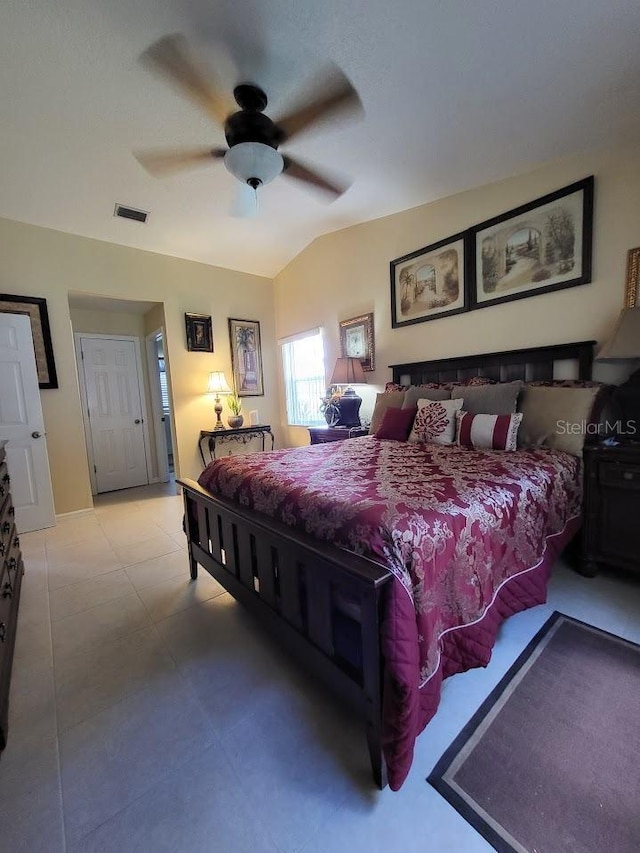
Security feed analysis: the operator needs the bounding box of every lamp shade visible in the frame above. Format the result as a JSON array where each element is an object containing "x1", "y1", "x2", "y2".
[
  {"x1": 207, "y1": 371, "x2": 232, "y2": 395},
  {"x1": 330, "y1": 357, "x2": 366, "y2": 386},
  {"x1": 224, "y1": 142, "x2": 284, "y2": 188},
  {"x1": 597, "y1": 307, "x2": 640, "y2": 361}
]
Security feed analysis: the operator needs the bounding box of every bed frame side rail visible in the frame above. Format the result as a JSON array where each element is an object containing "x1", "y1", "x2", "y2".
[{"x1": 178, "y1": 477, "x2": 393, "y2": 789}]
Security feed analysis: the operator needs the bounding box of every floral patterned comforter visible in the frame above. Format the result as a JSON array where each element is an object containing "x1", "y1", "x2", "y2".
[{"x1": 198, "y1": 436, "x2": 582, "y2": 787}]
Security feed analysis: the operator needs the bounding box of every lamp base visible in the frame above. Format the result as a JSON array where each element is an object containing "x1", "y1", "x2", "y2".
[
  {"x1": 214, "y1": 398, "x2": 226, "y2": 430},
  {"x1": 334, "y1": 389, "x2": 362, "y2": 428}
]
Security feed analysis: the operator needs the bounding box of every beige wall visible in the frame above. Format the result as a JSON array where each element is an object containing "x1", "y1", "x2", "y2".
[
  {"x1": 0, "y1": 218, "x2": 277, "y2": 514},
  {"x1": 274, "y1": 144, "x2": 640, "y2": 446}
]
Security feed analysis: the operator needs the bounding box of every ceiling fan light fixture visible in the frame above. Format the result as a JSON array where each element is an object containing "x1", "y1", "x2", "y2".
[{"x1": 224, "y1": 142, "x2": 284, "y2": 189}]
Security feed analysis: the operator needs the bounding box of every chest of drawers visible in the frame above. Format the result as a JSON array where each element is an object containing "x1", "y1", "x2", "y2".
[{"x1": 0, "y1": 442, "x2": 25, "y2": 750}]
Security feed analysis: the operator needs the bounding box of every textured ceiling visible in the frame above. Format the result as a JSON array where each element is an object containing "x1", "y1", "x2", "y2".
[{"x1": 2, "y1": 0, "x2": 639, "y2": 278}]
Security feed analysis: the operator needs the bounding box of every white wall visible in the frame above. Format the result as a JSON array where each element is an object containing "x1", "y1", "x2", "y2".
[{"x1": 274, "y1": 144, "x2": 640, "y2": 446}]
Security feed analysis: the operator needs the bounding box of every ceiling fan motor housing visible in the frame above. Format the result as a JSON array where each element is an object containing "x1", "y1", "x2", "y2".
[{"x1": 224, "y1": 83, "x2": 285, "y2": 187}]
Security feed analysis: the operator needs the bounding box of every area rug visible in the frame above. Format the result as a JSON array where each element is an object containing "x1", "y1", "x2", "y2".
[{"x1": 428, "y1": 612, "x2": 640, "y2": 853}]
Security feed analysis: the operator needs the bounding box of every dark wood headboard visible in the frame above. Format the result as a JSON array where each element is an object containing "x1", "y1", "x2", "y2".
[{"x1": 390, "y1": 340, "x2": 596, "y2": 386}]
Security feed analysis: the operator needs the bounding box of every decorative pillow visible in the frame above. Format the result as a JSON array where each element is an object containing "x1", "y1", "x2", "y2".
[
  {"x1": 408, "y1": 398, "x2": 464, "y2": 445},
  {"x1": 457, "y1": 411, "x2": 523, "y2": 451},
  {"x1": 386, "y1": 377, "x2": 494, "y2": 393},
  {"x1": 374, "y1": 406, "x2": 417, "y2": 441},
  {"x1": 385, "y1": 381, "x2": 448, "y2": 393},
  {"x1": 458, "y1": 376, "x2": 496, "y2": 387},
  {"x1": 451, "y1": 381, "x2": 523, "y2": 415},
  {"x1": 527, "y1": 379, "x2": 606, "y2": 388},
  {"x1": 369, "y1": 391, "x2": 406, "y2": 434},
  {"x1": 517, "y1": 386, "x2": 601, "y2": 456},
  {"x1": 402, "y1": 386, "x2": 451, "y2": 408}
]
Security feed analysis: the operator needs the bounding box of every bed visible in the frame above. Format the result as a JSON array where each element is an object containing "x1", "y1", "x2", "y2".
[{"x1": 178, "y1": 340, "x2": 596, "y2": 791}]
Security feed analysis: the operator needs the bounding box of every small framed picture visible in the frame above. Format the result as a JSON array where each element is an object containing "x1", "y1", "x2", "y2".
[
  {"x1": 339, "y1": 312, "x2": 375, "y2": 371},
  {"x1": 185, "y1": 313, "x2": 213, "y2": 352},
  {"x1": 390, "y1": 232, "x2": 470, "y2": 328},
  {"x1": 228, "y1": 318, "x2": 264, "y2": 396}
]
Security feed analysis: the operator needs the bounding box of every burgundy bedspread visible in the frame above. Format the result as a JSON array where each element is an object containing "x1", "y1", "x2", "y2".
[{"x1": 198, "y1": 437, "x2": 582, "y2": 788}]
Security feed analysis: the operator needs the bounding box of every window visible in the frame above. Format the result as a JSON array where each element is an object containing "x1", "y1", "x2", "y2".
[
  {"x1": 158, "y1": 357, "x2": 170, "y2": 411},
  {"x1": 280, "y1": 328, "x2": 326, "y2": 426}
]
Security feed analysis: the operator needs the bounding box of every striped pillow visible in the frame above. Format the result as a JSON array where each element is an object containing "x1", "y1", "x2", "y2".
[{"x1": 457, "y1": 411, "x2": 523, "y2": 451}]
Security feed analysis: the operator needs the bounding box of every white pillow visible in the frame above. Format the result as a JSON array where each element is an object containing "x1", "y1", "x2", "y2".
[{"x1": 408, "y1": 398, "x2": 464, "y2": 445}]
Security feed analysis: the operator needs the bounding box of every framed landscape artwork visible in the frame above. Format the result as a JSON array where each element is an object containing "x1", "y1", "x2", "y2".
[
  {"x1": 339, "y1": 312, "x2": 375, "y2": 371},
  {"x1": 228, "y1": 318, "x2": 264, "y2": 396},
  {"x1": 0, "y1": 293, "x2": 58, "y2": 388},
  {"x1": 185, "y1": 313, "x2": 213, "y2": 352},
  {"x1": 471, "y1": 176, "x2": 594, "y2": 310},
  {"x1": 625, "y1": 246, "x2": 640, "y2": 308},
  {"x1": 390, "y1": 232, "x2": 470, "y2": 328}
]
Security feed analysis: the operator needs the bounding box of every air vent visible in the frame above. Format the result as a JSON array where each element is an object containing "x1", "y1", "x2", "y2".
[{"x1": 114, "y1": 203, "x2": 149, "y2": 223}]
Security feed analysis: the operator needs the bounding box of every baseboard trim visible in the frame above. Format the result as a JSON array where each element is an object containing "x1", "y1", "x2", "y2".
[{"x1": 55, "y1": 508, "x2": 95, "y2": 521}]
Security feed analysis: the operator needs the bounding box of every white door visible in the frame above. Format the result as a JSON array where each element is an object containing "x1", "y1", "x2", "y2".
[
  {"x1": 79, "y1": 336, "x2": 149, "y2": 493},
  {"x1": 0, "y1": 312, "x2": 56, "y2": 532}
]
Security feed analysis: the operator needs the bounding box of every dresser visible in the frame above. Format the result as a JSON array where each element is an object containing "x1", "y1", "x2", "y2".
[
  {"x1": 0, "y1": 441, "x2": 24, "y2": 750},
  {"x1": 581, "y1": 442, "x2": 640, "y2": 577}
]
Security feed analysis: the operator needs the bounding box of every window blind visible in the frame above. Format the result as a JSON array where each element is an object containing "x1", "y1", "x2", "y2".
[{"x1": 281, "y1": 329, "x2": 325, "y2": 426}]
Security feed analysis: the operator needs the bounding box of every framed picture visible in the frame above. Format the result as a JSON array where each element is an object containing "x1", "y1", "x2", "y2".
[
  {"x1": 228, "y1": 318, "x2": 264, "y2": 396},
  {"x1": 339, "y1": 312, "x2": 375, "y2": 371},
  {"x1": 0, "y1": 293, "x2": 58, "y2": 388},
  {"x1": 390, "y1": 232, "x2": 470, "y2": 328},
  {"x1": 625, "y1": 246, "x2": 640, "y2": 308},
  {"x1": 470, "y1": 176, "x2": 594, "y2": 310},
  {"x1": 185, "y1": 313, "x2": 213, "y2": 352}
]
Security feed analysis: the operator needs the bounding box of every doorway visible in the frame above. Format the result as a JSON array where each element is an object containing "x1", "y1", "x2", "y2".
[
  {"x1": 146, "y1": 328, "x2": 174, "y2": 480},
  {"x1": 0, "y1": 312, "x2": 56, "y2": 531}
]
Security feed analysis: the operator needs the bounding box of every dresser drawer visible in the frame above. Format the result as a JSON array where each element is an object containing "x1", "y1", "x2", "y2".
[
  {"x1": 0, "y1": 496, "x2": 15, "y2": 558},
  {"x1": 0, "y1": 494, "x2": 15, "y2": 541},
  {"x1": 1, "y1": 534, "x2": 21, "y2": 601},
  {"x1": 599, "y1": 462, "x2": 640, "y2": 490},
  {"x1": 0, "y1": 461, "x2": 9, "y2": 501}
]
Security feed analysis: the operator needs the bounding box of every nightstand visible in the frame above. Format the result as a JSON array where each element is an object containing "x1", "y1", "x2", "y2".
[
  {"x1": 308, "y1": 426, "x2": 369, "y2": 445},
  {"x1": 581, "y1": 442, "x2": 640, "y2": 577}
]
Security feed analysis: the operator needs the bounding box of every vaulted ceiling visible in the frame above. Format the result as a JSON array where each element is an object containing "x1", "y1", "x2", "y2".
[{"x1": 2, "y1": 0, "x2": 639, "y2": 278}]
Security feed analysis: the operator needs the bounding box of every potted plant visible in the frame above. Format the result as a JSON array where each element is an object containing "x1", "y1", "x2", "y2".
[{"x1": 227, "y1": 393, "x2": 243, "y2": 428}]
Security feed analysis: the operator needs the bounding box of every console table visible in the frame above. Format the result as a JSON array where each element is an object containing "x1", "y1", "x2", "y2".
[{"x1": 199, "y1": 425, "x2": 275, "y2": 465}]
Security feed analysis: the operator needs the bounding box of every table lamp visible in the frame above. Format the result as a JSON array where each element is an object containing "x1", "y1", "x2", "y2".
[
  {"x1": 207, "y1": 371, "x2": 232, "y2": 430},
  {"x1": 597, "y1": 306, "x2": 640, "y2": 440},
  {"x1": 329, "y1": 357, "x2": 367, "y2": 427}
]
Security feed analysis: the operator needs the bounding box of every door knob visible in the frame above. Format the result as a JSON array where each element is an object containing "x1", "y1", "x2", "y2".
[
  {"x1": 31, "y1": 431, "x2": 41, "y2": 439},
  {"x1": 134, "y1": 419, "x2": 141, "y2": 425}
]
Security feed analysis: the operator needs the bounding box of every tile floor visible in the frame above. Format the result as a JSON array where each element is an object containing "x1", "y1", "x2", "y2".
[{"x1": 1, "y1": 480, "x2": 639, "y2": 852}]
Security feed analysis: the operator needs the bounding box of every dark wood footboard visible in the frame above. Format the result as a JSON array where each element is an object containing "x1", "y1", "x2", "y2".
[{"x1": 178, "y1": 477, "x2": 393, "y2": 789}]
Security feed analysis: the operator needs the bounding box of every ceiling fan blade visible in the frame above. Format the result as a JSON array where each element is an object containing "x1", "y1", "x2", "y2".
[
  {"x1": 274, "y1": 68, "x2": 362, "y2": 143},
  {"x1": 140, "y1": 34, "x2": 235, "y2": 126},
  {"x1": 231, "y1": 183, "x2": 258, "y2": 219},
  {"x1": 134, "y1": 146, "x2": 226, "y2": 177},
  {"x1": 282, "y1": 155, "x2": 349, "y2": 198}
]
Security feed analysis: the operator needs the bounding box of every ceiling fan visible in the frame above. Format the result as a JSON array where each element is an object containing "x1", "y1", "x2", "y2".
[{"x1": 135, "y1": 35, "x2": 362, "y2": 214}]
